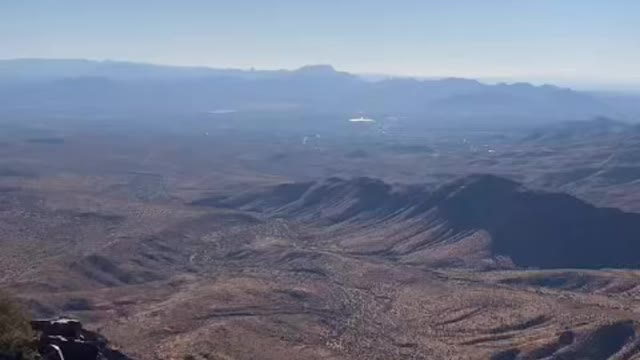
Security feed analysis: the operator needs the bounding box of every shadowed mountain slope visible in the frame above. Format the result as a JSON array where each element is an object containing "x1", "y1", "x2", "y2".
[{"x1": 195, "y1": 175, "x2": 640, "y2": 269}]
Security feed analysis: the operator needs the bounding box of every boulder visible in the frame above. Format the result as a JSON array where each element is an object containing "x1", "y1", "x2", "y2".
[{"x1": 31, "y1": 318, "x2": 130, "y2": 360}]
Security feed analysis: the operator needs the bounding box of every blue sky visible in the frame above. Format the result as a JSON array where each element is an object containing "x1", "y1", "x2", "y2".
[{"x1": 1, "y1": 0, "x2": 639, "y2": 88}]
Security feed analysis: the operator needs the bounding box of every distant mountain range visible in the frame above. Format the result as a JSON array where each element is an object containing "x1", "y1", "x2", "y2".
[{"x1": 1, "y1": 58, "x2": 639, "y2": 123}]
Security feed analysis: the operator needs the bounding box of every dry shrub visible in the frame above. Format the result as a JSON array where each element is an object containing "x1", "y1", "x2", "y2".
[{"x1": 0, "y1": 292, "x2": 38, "y2": 359}]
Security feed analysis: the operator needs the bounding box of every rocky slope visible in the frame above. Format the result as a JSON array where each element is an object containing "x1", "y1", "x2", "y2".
[{"x1": 197, "y1": 174, "x2": 640, "y2": 269}]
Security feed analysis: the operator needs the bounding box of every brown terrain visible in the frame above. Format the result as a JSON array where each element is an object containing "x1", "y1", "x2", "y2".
[{"x1": 2, "y1": 115, "x2": 640, "y2": 359}]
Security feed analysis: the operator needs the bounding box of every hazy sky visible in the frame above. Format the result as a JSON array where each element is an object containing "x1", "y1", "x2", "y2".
[{"x1": 2, "y1": 0, "x2": 639, "y2": 88}]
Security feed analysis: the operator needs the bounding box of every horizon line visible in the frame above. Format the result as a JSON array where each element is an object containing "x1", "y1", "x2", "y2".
[{"x1": 1, "y1": 57, "x2": 639, "y2": 93}]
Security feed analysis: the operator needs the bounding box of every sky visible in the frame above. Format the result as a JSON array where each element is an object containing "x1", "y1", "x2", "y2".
[{"x1": 1, "y1": 0, "x2": 639, "y2": 89}]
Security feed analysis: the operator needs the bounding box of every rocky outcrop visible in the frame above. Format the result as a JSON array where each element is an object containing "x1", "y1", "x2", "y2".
[{"x1": 31, "y1": 318, "x2": 130, "y2": 360}]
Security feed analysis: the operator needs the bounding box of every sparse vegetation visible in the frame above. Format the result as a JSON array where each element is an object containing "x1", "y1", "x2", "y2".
[
  {"x1": 1, "y1": 120, "x2": 640, "y2": 359},
  {"x1": 0, "y1": 293, "x2": 38, "y2": 359}
]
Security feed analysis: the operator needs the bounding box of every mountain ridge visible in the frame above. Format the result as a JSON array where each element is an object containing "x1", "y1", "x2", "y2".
[
  {"x1": 0, "y1": 58, "x2": 618, "y2": 122},
  {"x1": 195, "y1": 174, "x2": 640, "y2": 269}
]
